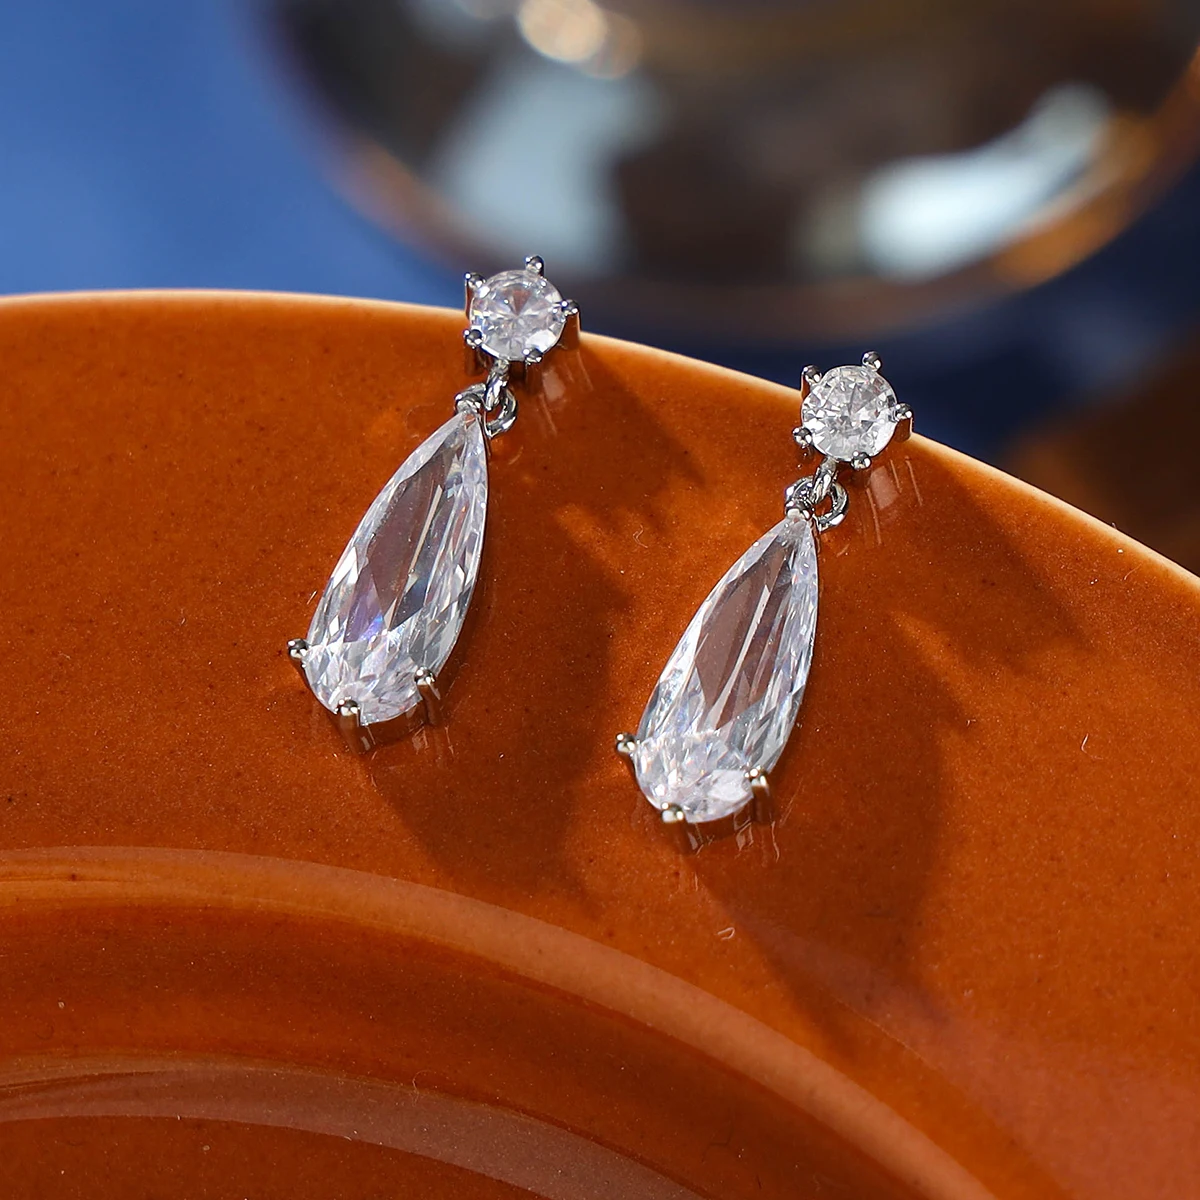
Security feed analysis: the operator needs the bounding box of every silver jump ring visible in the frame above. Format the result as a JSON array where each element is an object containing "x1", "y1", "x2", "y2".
[
  {"x1": 813, "y1": 481, "x2": 848, "y2": 531},
  {"x1": 785, "y1": 474, "x2": 848, "y2": 533},
  {"x1": 455, "y1": 382, "x2": 518, "y2": 440},
  {"x1": 483, "y1": 363, "x2": 510, "y2": 414},
  {"x1": 483, "y1": 388, "x2": 517, "y2": 438}
]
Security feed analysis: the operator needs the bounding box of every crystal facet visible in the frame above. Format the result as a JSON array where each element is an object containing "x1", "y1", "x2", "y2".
[
  {"x1": 468, "y1": 268, "x2": 565, "y2": 361},
  {"x1": 303, "y1": 410, "x2": 487, "y2": 726},
  {"x1": 802, "y1": 364, "x2": 899, "y2": 461},
  {"x1": 632, "y1": 516, "x2": 819, "y2": 823}
]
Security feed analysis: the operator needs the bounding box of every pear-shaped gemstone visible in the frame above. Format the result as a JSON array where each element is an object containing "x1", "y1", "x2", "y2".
[
  {"x1": 632, "y1": 516, "x2": 819, "y2": 823},
  {"x1": 303, "y1": 410, "x2": 488, "y2": 725}
]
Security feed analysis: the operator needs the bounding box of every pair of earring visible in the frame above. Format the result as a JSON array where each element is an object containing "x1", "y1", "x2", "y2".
[{"x1": 287, "y1": 259, "x2": 911, "y2": 847}]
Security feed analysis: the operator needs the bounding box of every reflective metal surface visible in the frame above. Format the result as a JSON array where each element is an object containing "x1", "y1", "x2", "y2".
[{"x1": 269, "y1": 0, "x2": 1200, "y2": 342}]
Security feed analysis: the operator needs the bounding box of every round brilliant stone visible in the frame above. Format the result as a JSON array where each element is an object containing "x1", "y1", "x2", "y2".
[
  {"x1": 468, "y1": 268, "x2": 566, "y2": 361},
  {"x1": 801, "y1": 364, "x2": 899, "y2": 461}
]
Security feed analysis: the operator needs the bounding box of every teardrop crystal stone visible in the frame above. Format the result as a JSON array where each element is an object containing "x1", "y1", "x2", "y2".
[
  {"x1": 303, "y1": 410, "x2": 488, "y2": 726},
  {"x1": 632, "y1": 516, "x2": 819, "y2": 823}
]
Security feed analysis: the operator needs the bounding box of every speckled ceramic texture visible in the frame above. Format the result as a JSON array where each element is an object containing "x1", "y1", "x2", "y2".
[{"x1": 1, "y1": 292, "x2": 1198, "y2": 1200}]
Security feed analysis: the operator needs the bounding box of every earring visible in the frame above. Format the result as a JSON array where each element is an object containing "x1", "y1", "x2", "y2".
[
  {"x1": 616, "y1": 353, "x2": 912, "y2": 846},
  {"x1": 289, "y1": 257, "x2": 579, "y2": 752}
]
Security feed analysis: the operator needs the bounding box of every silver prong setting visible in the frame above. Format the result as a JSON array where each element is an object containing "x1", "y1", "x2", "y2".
[
  {"x1": 861, "y1": 350, "x2": 883, "y2": 371},
  {"x1": 463, "y1": 326, "x2": 487, "y2": 373},
  {"x1": 293, "y1": 642, "x2": 441, "y2": 750},
  {"x1": 287, "y1": 638, "x2": 309, "y2": 678},
  {"x1": 464, "y1": 271, "x2": 484, "y2": 314},
  {"x1": 558, "y1": 299, "x2": 580, "y2": 351},
  {"x1": 524, "y1": 254, "x2": 545, "y2": 276},
  {"x1": 415, "y1": 668, "x2": 443, "y2": 727},
  {"x1": 894, "y1": 403, "x2": 914, "y2": 442},
  {"x1": 334, "y1": 699, "x2": 373, "y2": 754},
  {"x1": 661, "y1": 804, "x2": 700, "y2": 853},
  {"x1": 851, "y1": 453, "x2": 872, "y2": 471},
  {"x1": 800, "y1": 364, "x2": 822, "y2": 393},
  {"x1": 746, "y1": 768, "x2": 773, "y2": 824},
  {"x1": 615, "y1": 731, "x2": 638, "y2": 781},
  {"x1": 793, "y1": 425, "x2": 814, "y2": 455}
]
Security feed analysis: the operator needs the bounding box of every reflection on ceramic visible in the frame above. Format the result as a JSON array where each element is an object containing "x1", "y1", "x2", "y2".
[
  {"x1": 1, "y1": 1062, "x2": 702, "y2": 1200},
  {"x1": 0, "y1": 848, "x2": 986, "y2": 1200},
  {"x1": 268, "y1": 1, "x2": 1200, "y2": 339},
  {"x1": 0, "y1": 1063, "x2": 705, "y2": 1200},
  {"x1": 1, "y1": 293, "x2": 1200, "y2": 1197}
]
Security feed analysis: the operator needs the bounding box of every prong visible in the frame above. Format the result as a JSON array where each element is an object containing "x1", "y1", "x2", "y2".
[
  {"x1": 862, "y1": 350, "x2": 882, "y2": 371},
  {"x1": 287, "y1": 638, "x2": 309, "y2": 679},
  {"x1": 894, "y1": 403, "x2": 914, "y2": 443},
  {"x1": 746, "y1": 768, "x2": 773, "y2": 824},
  {"x1": 800, "y1": 364, "x2": 822, "y2": 394},
  {"x1": 464, "y1": 326, "x2": 487, "y2": 373},
  {"x1": 661, "y1": 804, "x2": 699, "y2": 853},
  {"x1": 464, "y1": 271, "x2": 484, "y2": 314},
  {"x1": 615, "y1": 731, "x2": 638, "y2": 780},
  {"x1": 334, "y1": 699, "x2": 373, "y2": 754},
  {"x1": 415, "y1": 668, "x2": 443, "y2": 727},
  {"x1": 524, "y1": 347, "x2": 544, "y2": 367},
  {"x1": 793, "y1": 425, "x2": 814, "y2": 455},
  {"x1": 557, "y1": 299, "x2": 580, "y2": 352},
  {"x1": 524, "y1": 254, "x2": 545, "y2": 276},
  {"x1": 851, "y1": 453, "x2": 872, "y2": 471}
]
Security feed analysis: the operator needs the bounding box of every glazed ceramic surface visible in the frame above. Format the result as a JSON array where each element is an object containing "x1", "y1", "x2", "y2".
[{"x1": 1, "y1": 293, "x2": 1199, "y2": 1199}]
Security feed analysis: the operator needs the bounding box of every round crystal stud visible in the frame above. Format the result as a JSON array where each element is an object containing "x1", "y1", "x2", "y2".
[
  {"x1": 468, "y1": 268, "x2": 566, "y2": 361},
  {"x1": 801, "y1": 364, "x2": 900, "y2": 462}
]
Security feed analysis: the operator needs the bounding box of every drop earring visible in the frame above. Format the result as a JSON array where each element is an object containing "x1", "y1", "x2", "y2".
[
  {"x1": 616, "y1": 353, "x2": 912, "y2": 846},
  {"x1": 290, "y1": 257, "x2": 579, "y2": 752}
]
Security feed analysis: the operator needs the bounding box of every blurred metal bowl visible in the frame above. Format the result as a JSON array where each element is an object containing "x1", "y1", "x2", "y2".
[{"x1": 268, "y1": 0, "x2": 1200, "y2": 344}]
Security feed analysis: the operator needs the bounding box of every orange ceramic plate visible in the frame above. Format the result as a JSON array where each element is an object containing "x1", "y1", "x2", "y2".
[{"x1": 0, "y1": 292, "x2": 1198, "y2": 1200}]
